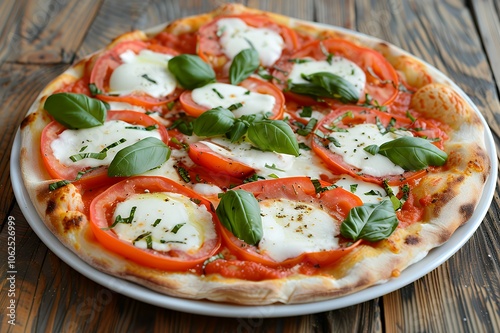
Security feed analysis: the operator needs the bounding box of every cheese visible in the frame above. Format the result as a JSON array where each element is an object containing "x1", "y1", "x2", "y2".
[
  {"x1": 288, "y1": 57, "x2": 366, "y2": 98},
  {"x1": 51, "y1": 120, "x2": 162, "y2": 168},
  {"x1": 190, "y1": 82, "x2": 276, "y2": 117},
  {"x1": 258, "y1": 199, "x2": 340, "y2": 262},
  {"x1": 334, "y1": 175, "x2": 399, "y2": 204},
  {"x1": 108, "y1": 49, "x2": 176, "y2": 98},
  {"x1": 327, "y1": 123, "x2": 412, "y2": 177},
  {"x1": 216, "y1": 18, "x2": 285, "y2": 67},
  {"x1": 112, "y1": 192, "x2": 216, "y2": 253}
]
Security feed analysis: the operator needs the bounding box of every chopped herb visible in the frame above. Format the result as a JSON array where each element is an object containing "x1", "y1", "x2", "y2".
[
  {"x1": 296, "y1": 118, "x2": 318, "y2": 136},
  {"x1": 364, "y1": 144, "x2": 379, "y2": 155},
  {"x1": 152, "y1": 218, "x2": 162, "y2": 227},
  {"x1": 171, "y1": 223, "x2": 185, "y2": 234},
  {"x1": 299, "y1": 106, "x2": 313, "y2": 118},
  {"x1": 268, "y1": 173, "x2": 279, "y2": 179},
  {"x1": 265, "y1": 163, "x2": 285, "y2": 172},
  {"x1": 364, "y1": 190, "x2": 383, "y2": 196},
  {"x1": 141, "y1": 74, "x2": 157, "y2": 84},
  {"x1": 79, "y1": 146, "x2": 88, "y2": 152},
  {"x1": 311, "y1": 178, "x2": 337, "y2": 193},
  {"x1": 176, "y1": 165, "x2": 191, "y2": 183},
  {"x1": 170, "y1": 137, "x2": 189, "y2": 150},
  {"x1": 243, "y1": 174, "x2": 265, "y2": 183},
  {"x1": 244, "y1": 90, "x2": 251, "y2": 95},
  {"x1": 107, "y1": 206, "x2": 137, "y2": 229},
  {"x1": 48, "y1": 180, "x2": 71, "y2": 191},
  {"x1": 350, "y1": 184, "x2": 358, "y2": 193},
  {"x1": 160, "y1": 240, "x2": 186, "y2": 244},
  {"x1": 190, "y1": 198, "x2": 201, "y2": 205},
  {"x1": 406, "y1": 110, "x2": 416, "y2": 122},
  {"x1": 382, "y1": 179, "x2": 402, "y2": 210},
  {"x1": 228, "y1": 102, "x2": 243, "y2": 111},
  {"x1": 169, "y1": 118, "x2": 194, "y2": 136},
  {"x1": 288, "y1": 58, "x2": 311, "y2": 64},
  {"x1": 167, "y1": 101, "x2": 176, "y2": 110},
  {"x1": 133, "y1": 232, "x2": 153, "y2": 249},
  {"x1": 88, "y1": 83, "x2": 102, "y2": 96},
  {"x1": 125, "y1": 125, "x2": 158, "y2": 131},
  {"x1": 202, "y1": 253, "x2": 224, "y2": 272},
  {"x1": 299, "y1": 142, "x2": 311, "y2": 150},
  {"x1": 401, "y1": 184, "x2": 410, "y2": 202},
  {"x1": 74, "y1": 166, "x2": 99, "y2": 181},
  {"x1": 212, "y1": 88, "x2": 224, "y2": 99}
]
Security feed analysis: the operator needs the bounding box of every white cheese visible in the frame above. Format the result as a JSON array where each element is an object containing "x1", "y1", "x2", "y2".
[
  {"x1": 217, "y1": 18, "x2": 285, "y2": 67},
  {"x1": 190, "y1": 82, "x2": 275, "y2": 117},
  {"x1": 51, "y1": 120, "x2": 162, "y2": 168},
  {"x1": 112, "y1": 192, "x2": 217, "y2": 253},
  {"x1": 334, "y1": 175, "x2": 399, "y2": 204},
  {"x1": 109, "y1": 49, "x2": 176, "y2": 98},
  {"x1": 288, "y1": 57, "x2": 366, "y2": 98},
  {"x1": 258, "y1": 199, "x2": 340, "y2": 262},
  {"x1": 327, "y1": 123, "x2": 412, "y2": 177}
]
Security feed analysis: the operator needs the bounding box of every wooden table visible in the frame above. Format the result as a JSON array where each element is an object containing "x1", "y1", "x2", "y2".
[{"x1": 1, "y1": 0, "x2": 499, "y2": 331}]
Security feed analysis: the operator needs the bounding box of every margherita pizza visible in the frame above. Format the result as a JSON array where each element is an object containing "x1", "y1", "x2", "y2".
[{"x1": 19, "y1": 4, "x2": 491, "y2": 304}]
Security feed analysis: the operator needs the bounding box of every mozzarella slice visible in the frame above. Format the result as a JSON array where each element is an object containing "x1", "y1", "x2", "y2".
[
  {"x1": 258, "y1": 199, "x2": 340, "y2": 262},
  {"x1": 216, "y1": 18, "x2": 285, "y2": 67},
  {"x1": 112, "y1": 192, "x2": 217, "y2": 253},
  {"x1": 334, "y1": 175, "x2": 399, "y2": 204},
  {"x1": 288, "y1": 57, "x2": 366, "y2": 98},
  {"x1": 108, "y1": 49, "x2": 176, "y2": 98},
  {"x1": 51, "y1": 120, "x2": 162, "y2": 168},
  {"x1": 190, "y1": 82, "x2": 275, "y2": 117},
  {"x1": 327, "y1": 123, "x2": 412, "y2": 177}
]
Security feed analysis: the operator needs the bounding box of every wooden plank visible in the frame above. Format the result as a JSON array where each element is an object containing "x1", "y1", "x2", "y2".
[
  {"x1": 4, "y1": 0, "x2": 103, "y2": 64},
  {"x1": 314, "y1": 0, "x2": 356, "y2": 29},
  {"x1": 0, "y1": 0, "x2": 22, "y2": 65}
]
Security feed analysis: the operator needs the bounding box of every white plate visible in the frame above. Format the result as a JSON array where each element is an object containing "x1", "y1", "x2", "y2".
[{"x1": 10, "y1": 19, "x2": 498, "y2": 318}]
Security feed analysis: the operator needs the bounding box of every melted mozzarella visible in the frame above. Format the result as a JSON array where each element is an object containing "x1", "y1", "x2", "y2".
[
  {"x1": 112, "y1": 192, "x2": 216, "y2": 253},
  {"x1": 51, "y1": 120, "x2": 162, "y2": 168},
  {"x1": 109, "y1": 49, "x2": 176, "y2": 98},
  {"x1": 288, "y1": 58, "x2": 366, "y2": 98},
  {"x1": 334, "y1": 175, "x2": 399, "y2": 204},
  {"x1": 216, "y1": 18, "x2": 285, "y2": 66},
  {"x1": 328, "y1": 123, "x2": 411, "y2": 177},
  {"x1": 258, "y1": 199, "x2": 339, "y2": 262},
  {"x1": 191, "y1": 82, "x2": 275, "y2": 117}
]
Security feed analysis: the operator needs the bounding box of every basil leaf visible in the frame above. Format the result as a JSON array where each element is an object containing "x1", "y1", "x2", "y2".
[
  {"x1": 289, "y1": 72, "x2": 359, "y2": 103},
  {"x1": 226, "y1": 120, "x2": 249, "y2": 142},
  {"x1": 108, "y1": 137, "x2": 171, "y2": 177},
  {"x1": 193, "y1": 107, "x2": 235, "y2": 137},
  {"x1": 216, "y1": 189, "x2": 263, "y2": 245},
  {"x1": 168, "y1": 54, "x2": 216, "y2": 90},
  {"x1": 44, "y1": 92, "x2": 107, "y2": 129},
  {"x1": 377, "y1": 136, "x2": 448, "y2": 171},
  {"x1": 340, "y1": 200, "x2": 398, "y2": 242},
  {"x1": 229, "y1": 48, "x2": 260, "y2": 85},
  {"x1": 247, "y1": 120, "x2": 300, "y2": 156}
]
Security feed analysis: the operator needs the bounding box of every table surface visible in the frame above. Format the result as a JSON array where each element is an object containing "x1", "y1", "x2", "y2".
[{"x1": 1, "y1": 0, "x2": 499, "y2": 332}]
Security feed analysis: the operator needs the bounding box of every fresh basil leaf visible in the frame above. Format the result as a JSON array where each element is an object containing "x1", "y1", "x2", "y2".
[
  {"x1": 193, "y1": 107, "x2": 235, "y2": 137},
  {"x1": 364, "y1": 144, "x2": 379, "y2": 155},
  {"x1": 289, "y1": 72, "x2": 359, "y2": 103},
  {"x1": 382, "y1": 180, "x2": 402, "y2": 211},
  {"x1": 226, "y1": 120, "x2": 249, "y2": 143},
  {"x1": 108, "y1": 137, "x2": 171, "y2": 177},
  {"x1": 168, "y1": 54, "x2": 216, "y2": 90},
  {"x1": 247, "y1": 120, "x2": 300, "y2": 156},
  {"x1": 340, "y1": 200, "x2": 398, "y2": 242},
  {"x1": 216, "y1": 189, "x2": 263, "y2": 245},
  {"x1": 378, "y1": 136, "x2": 448, "y2": 171},
  {"x1": 230, "y1": 48, "x2": 260, "y2": 85},
  {"x1": 44, "y1": 93, "x2": 107, "y2": 129}
]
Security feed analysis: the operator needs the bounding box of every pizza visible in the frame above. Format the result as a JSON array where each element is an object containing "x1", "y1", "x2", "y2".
[{"x1": 19, "y1": 4, "x2": 491, "y2": 305}]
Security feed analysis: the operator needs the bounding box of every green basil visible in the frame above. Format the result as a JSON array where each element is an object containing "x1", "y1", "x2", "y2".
[
  {"x1": 108, "y1": 137, "x2": 171, "y2": 177},
  {"x1": 226, "y1": 120, "x2": 249, "y2": 142},
  {"x1": 230, "y1": 48, "x2": 260, "y2": 85},
  {"x1": 193, "y1": 107, "x2": 235, "y2": 137},
  {"x1": 247, "y1": 120, "x2": 300, "y2": 156},
  {"x1": 377, "y1": 136, "x2": 448, "y2": 171},
  {"x1": 340, "y1": 200, "x2": 398, "y2": 242},
  {"x1": 216, "y1": 189, "x2": 263, "y2": 245},
  {"x1": 167, "y1": 54, "x2": 216, "y2": 90},
  {"x1": 288, "y1": 72, "x2": 359, "y2": 103},
  {"x1": 44, "y1": 92, "x2": 107, "y2": 129}
]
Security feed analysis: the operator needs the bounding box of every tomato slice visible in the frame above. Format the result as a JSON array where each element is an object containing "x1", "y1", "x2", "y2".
[
  {"x1": 204, "y1": 259, "x2": 290, "y2": 281},
  {"x1": 218, "y1": 177, "x2": 362, "y2": 268},
  {"x1": 197, "y1": 14, "x2": 299, "y2": 75},
  {"x1": 89, "y1": 176, "x2": 221, "y2": 271},
  {"x1": 41, "y1": 110, "x2": 169, "y2": 189},
  {"x1": 89, "y1": 40, "x2": 183, "y2": 108},
  {"x1": 188, "y1": 142, "x2": 255, "y2": 178},
  {"x1": 311, "y1": 106, "x2": 447, "y2": 185},
  {"x1": 149, "y1": 31, "x2": 198, "y2": 54},
  {"x1": 179, "y1": 77, "x2": 285, "y2": 119},
  {"x1": 273, "y1": 38, "x2": 399, "y2": 107}
]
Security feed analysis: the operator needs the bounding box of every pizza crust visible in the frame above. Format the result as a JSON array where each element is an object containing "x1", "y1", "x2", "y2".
[{"x1": 19, "y1": 4, "x2": 491, "y2": 305}]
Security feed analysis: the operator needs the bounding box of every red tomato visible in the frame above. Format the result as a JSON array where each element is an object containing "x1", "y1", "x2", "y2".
[
  {"x1": 41, "y1": 110, "x2": 169, "y2": 189},
  {"x1": 179, "y1": 77, "x2": 285, "y2": 119},
  {"x1": 89, "y1": 40, "x2": 183, "y2": 107},
  {"x1": 89, "y1": 176, "x2": 221, "y2": 271},
  {"x1": 150, "y1": 31, "x2": 198, "y2": 54},
  {"x1": 311, "y1": 106, "x2": 447, "y2": 185},
  {"x1": 188, "y1": 142, "x2": 255, "y2": 178},
  {"x1": 204, "y1": 259, "x2": 290, "y2": 281},
  {"x1": 219, "y1": 177, "x2": 362, "y2": 268},
  {"x1": 272, "y1": 38, "x2": 399, "y2": 107},
  {"x1": 197, "y1": 14, "x2": 299, "y2": 74}
]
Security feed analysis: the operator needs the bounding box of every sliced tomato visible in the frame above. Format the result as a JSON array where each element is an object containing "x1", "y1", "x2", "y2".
[
  {"x1": 179, "y1": 77, "x2": 285, "y2": 119},
  {"x1": 89, "y1": 40, "x2": 182, "y2": 108},
  {"x1": 89, "y1": 176, "x2": 221, "y2": 271},
  {"x1": 218, "y1": 177, "x2": 363, "y2": 268},
  {"x1": 41, "y1": 110, "x2": 169, "y2": 189},
  {"x1": 188, "y1": 142, "x2": 255, "y2": 178},
  {"x1": 204, "y1": 259, "x2": 290, "y2": 281},
  {"x1": 150, "y1": 31, "x2": 198, "y2": 54},
  {"x1": 197, "y1": 14, "x2": 299, "y2": 75},
  {"x1": 273, "y1": 38, "x2": 399, "y2": 107},
  {"x1": 311, "y1": 106, "x2": 447, "y2": 185}
]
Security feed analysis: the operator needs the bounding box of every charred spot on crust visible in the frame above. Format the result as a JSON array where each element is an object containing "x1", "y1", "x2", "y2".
[
  {"x1": 21, "y1": 113, "x2": 37, "y2": 130},
  {"x1": 459, "y1": 203, "x2": 475, "y2": 224},
  {"x1": 46, "y1": 200, "x2": 56, "y2": 215},
  {"x1": 63, "y1": 214, "x2": 83, "y2": 232},
  {"x1": 404, "y1": 235, "x2": 420, "y2": 246}
]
